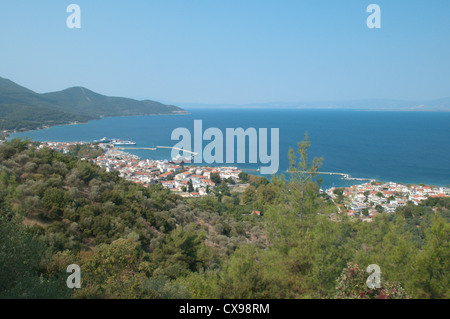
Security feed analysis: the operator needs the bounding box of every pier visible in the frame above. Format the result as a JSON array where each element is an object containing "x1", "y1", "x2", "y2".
[
  {"x1": 156, "y1": 146, "x2": 199, "y2": 156},
  {"x1": 319, "y1": 172, "x2": 373, "y2": 182},
  {"x1": 115, "y1": 147, "x2": 157, "y2": 151},
  {"x1": 241, "y1": 169, "x2": 372, "y2": 182},
  {"x1": 287, "y1": 170, "x2": 373, "y2": 182},
  {"x1": 115, "y1": 146, "x2": 200, "y2": 157}
]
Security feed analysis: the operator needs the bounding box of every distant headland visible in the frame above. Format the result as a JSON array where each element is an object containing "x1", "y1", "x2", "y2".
[{"x1": 0, "y1": 76, "x2": 188, "y2": 133}]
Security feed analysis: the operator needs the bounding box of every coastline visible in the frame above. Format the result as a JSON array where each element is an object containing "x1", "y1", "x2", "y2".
[
  {"x1": 35, "y1": 140, "x2": 450, "y2": 190},
  {"x1": 3, "y1": 111, "x2": 190, "y2": 142},
  {"x1": 6, "y1": 110, "x2": 450, "y2": 190},
  {"x1": 32, "y1": 140, "x2": 450, "y2": 221},
  {"x1": 6, "y1": 132, "x2": 449, "y2": 190}
]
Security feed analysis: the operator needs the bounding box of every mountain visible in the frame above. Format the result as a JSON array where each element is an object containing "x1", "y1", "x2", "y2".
[
  {"x1": 179, "y1": 98, "x2": 450, "y2": 112},
  {"x1": 41, "y1": 87, "x2": 185, "y2": 118},
  {"x1": 0, "y1": 76, "x2": 187, "y2": 131}
]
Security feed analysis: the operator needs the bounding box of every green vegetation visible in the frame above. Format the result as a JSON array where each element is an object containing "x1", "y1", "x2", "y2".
[
  {"x1": 334, "y1": 263, "x2": 409, "y2": 299},
  {"x1": 210, "y1": 172, "x2": 221, "y2": 184},
  {"x1": 0, "y1": 76, "x2": 186, "y2": 131},
  {"x1": 0, "y1": 104, "x2": 89, "y2": 131},
  {"x1": 0, "y1": 136, "x2": 448, "y2": 299}
]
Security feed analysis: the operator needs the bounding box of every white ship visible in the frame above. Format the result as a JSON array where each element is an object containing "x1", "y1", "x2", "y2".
[{"x1": 113, "y1": 139, "x2": 136, "y2": 146}]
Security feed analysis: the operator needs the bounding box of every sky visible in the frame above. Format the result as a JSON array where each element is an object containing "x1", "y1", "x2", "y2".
[{"x1": 0, "y1": 0, "x2": 449, "y2": 105}]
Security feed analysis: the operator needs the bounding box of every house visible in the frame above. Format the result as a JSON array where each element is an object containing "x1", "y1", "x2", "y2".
[
  {"x1": 201, "y1": 179, "x2": 216, "y2": 187},
  {"x1": 174, "y1": 180, "x2": 188, "y2": 188},
  {"x1": 368, "y1": 210, "x2": 378, "y2": 218},
  {"x1": 199, "y1": 187, "x2": 208, "y2": 196},
  {"x1": 167, "y1": 165, "x2": 182, "y2": 173},
  {"x1": 175, "y1": 171, "x2": 192, "y2": 180},
  {"x1": 158, "y1": 172, "x2": 174, "y2": 180},
  {"x1": 160, "y1": 181, "x2": 175, "y2": 189}
]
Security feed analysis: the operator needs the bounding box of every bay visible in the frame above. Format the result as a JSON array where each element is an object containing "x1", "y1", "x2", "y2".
[{"x1": 11, "y1": 108, "x2": 450, "y2": 189}]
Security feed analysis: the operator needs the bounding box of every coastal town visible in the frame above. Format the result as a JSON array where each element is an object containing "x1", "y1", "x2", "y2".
[
  {"x1": 38, "y1": 140, "x2": 450, "y2": 221},
  {"x1": 38, "y1": 141, "x2": 243, "y2": 198},
  {"x1": 326, "y1": 182, "x2": 450, "y2": 221}
]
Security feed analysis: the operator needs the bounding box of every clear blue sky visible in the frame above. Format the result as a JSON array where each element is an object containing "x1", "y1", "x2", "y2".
[{"x1": 1, "y1": 0, "x2": 449, "y2": 104}]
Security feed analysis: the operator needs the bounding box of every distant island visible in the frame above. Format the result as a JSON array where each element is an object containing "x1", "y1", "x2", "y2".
[
  {"x1": 178, "y1": 98, "x2": 450, "y2": 112},
  {"x1": 0, "y1": 76, "x2": 188, "y2": 132}
]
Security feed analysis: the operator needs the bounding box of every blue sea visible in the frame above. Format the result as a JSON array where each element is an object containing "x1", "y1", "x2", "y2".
[{"x1": 10, "y1": 109, "x2": 450, "y2": 189}]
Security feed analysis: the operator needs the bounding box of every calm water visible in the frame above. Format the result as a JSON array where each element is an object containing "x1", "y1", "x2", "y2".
[{"x1": 11, "y1": 109, "x2": 450, "y2": 189}]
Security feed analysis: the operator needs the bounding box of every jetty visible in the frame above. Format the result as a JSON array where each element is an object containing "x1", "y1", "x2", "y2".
[
  {"x1": 115, "y1": 145, "x2": 200, "y2": 157},
  {"x1": 287, "y1": 170, "x2": 374, "y2": 182},
  {"x1": 156, "y1": 146, "x2": 199, "y2": 156},
  {"x1": 319, "y1": 172, "x2": 373, "y2": 182},
  {"x1": 115, "y1": 147, "x2": 157, "y2": 151}
]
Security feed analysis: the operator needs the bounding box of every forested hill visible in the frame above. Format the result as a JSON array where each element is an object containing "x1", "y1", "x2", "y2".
[
  {"x1": 0, "y1": 138, "x2": 448, "y2": 299},
  {"x1": 0, "y1": 76, "x2": 187, "y2": 131}
]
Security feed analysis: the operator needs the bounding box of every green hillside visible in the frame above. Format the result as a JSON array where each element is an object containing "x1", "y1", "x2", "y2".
[
  {"x1": 0, "y1": 138, "x2": 448, "y2": 299},
  {"x1": 0, "y1": 76, "x2": 186, "y2": 131},
  {"x1": 0, "y1": 104, "x2": 89, "y2": 131},
  {"x1": 0, "y1": 77, "x2": 58, "y2": 109},
  {"x1": 41, "y1": 86, "x2": 184, "y2": 118}
]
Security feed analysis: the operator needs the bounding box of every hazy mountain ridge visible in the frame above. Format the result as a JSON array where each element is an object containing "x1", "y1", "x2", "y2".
[
  {"x1": 0, "y1": 77, "x2": 187, "y2": 131},
  {"x1": 179, "y1": 98, "x2": 450, "y2": 111}
]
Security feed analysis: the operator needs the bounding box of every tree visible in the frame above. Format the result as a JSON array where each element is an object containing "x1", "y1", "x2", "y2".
[
  {"x1": 226, "y1": 177, "x2": 235, "y2": 185},
  {"x1": 42, "y1": 187, "x2": 67, "y2": 219},
  {"x1": 238, "y1": 172, "x2": 249, "y2": 183},
  {"x1": 286, "y1": 132, "x2": 323, "y2": 221},
  {"x1": 75, "y1": 161, "x2": 97, "y2": 182},
  {"x1": 152, "y1": 225, "x2": 208, "y2": 279},
  {"x1": 334, "y1": 263, "x2": 409, "y2": 299},
  {"x1": 256, "y1": 184, "x2": 276, "y2": 206},
  {"x1": 0, "y1": 216, "x2": 70, "y2": 298},
  {"x1": 410, "y1": 215, "x2": 450, "y2": 298},
  {"x1": 187, "y1": 179, "x2": 194, "y2": 193},
  {"x1": 242, "y1": 185, "x2": 257, "y2": 205},
  {"x1": 210, "y1": 173, "x2": 221, "y2": 184},
  {"x1": 261, "y1": 134, "x2": 355, "y2": 297},
  {"x1": 75, "y1": 238, "x2": 148, "y2": 298},
  {"x1": 215, "y1": 245, "x2": 270, "y2": 299}
]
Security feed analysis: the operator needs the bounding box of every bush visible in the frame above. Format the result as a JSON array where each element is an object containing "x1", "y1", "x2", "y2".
[{"x1": 334, "y1": 263, "x2": 409, "y2": 299}]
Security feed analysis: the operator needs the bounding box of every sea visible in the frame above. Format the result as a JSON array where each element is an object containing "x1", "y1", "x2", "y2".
[{"x1": 10, "y1": 108, "x2": 450, "y2": 189}]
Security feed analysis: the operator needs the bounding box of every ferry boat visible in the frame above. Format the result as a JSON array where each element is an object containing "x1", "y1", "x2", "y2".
[
  {"x1": 93, "y1": 137, "x2": 112, "y2": 144},
  {"x1": 113, "y1": 139, "x2": 136, "y2": 146}
]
